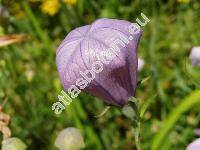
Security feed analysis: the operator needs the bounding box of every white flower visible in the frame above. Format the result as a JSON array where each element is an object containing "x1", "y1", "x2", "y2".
[
  {"x1": 55, "y1": 127, "x2": 85, "y2": 150},
  {"x1": 138, "y1": 58, "x2": 145, "y2": 71},
  {"x1": 190, "y1": 47, "x2": 200, "y2": 66},
  {"x1": 187, "y1": 138, "x2": 200, "y2": 150}
]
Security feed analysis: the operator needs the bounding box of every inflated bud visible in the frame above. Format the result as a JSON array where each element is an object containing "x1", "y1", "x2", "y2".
[
  {"x1": 2, "y1": 137, "x2": 27, "y2": 150},
  {"x1": 56, "y1": 18, "x2": 142, "y2": 107},
  {"x1": 187, "y1": 138, "x2": 200, "y2": 150},
  {"x1": 195, "y1": 129, "x2": 200, "y2": 136},
  {"x1": 138, "y1": 58, "x2": 145, "y2": 71},
  {"x1": 190, "y1": 46, "x2": 200, "y2": 66},
  {"x1": 55, "y1": 127, "x2": 85, "y2": 150}
]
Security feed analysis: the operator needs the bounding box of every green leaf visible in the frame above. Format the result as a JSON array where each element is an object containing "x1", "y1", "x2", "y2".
[
  {"x1": 137, "y1": 75, "x2": 151, "y2": 86},
  {"x1": 139, "y1": 94, "x2": 157, "y2": 119},
  {"x1": 151, "y1": 90, "x2": 200, "y2": 150}
]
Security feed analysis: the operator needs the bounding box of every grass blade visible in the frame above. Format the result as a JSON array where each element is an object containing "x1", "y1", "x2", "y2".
[{"x1": 151, "y1": 90, "x2": 200, "y2": 150}]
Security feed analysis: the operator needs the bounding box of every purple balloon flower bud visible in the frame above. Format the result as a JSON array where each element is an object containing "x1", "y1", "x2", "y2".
[
  {"x1": 187, "y1": 138, "x2": 200, "y2": 150},
  {"x1": 56, "y1": 18, "x2": 142, "y2": 107},
  {"x1": 138, "y1": 58, "x2": 145, "y2": 71},
  {"x1": 195, "y1": 129, "x2": 200, "y2": 136},
  {"x1": 190, "y1": 46, "x2": 200, "y2": 66}
]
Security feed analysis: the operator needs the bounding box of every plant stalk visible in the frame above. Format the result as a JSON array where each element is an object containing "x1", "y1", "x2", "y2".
[{"x1": 134, "y1": 122, "x2": 141, "y2": 150}]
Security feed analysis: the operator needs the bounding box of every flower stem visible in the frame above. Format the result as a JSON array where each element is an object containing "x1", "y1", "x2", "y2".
[
  {"x1": 131, "y1": 98, "x2": 141, "y2": 150},
  {"x1": 122, "y1": 98, "x2": 142, "y2": 150},
  {"x1": 134, "y1": 122, "x2": 141, "y2": 150}
]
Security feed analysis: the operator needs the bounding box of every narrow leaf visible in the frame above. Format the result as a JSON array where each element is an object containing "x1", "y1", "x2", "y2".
[
  {"x1": 151, "y1": 90, "x2": 200, "y2": 150},
  {"x1": 139, "y1": 94, "x2": 157, "y2": 118}
]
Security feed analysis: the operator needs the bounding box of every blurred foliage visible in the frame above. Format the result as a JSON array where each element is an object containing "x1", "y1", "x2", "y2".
[{"x1": 0, "y1": 0, "x2": 200, "y2": 149}]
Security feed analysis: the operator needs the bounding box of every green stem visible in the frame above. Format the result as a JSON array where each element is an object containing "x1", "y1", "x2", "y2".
[
  {"x1": 123, "y1": 98, "x2": 142, "y2": 150},
  {"x1": 21, "y1": 1, "x2": 50, "y2": 46},
  {"x1": 134, "y1": 122, "x2": 141, "y2": 150},
  {"x1": 133, "y1": 100, "x2": 142, "y2": 150}
]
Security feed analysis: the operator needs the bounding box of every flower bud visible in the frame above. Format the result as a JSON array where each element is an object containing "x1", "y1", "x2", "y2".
[
  {"x1": 2, "y1": 137, "x2": 27, "y2": 150},
  {"x1": 187, "y1": 138, "x2": 200, "y2": 150},
  {"x1": 190, "y1": 46, "x2": 200, "y2": 66},
  {"x1": 55, "y1": 127, "x2": 85, "y2": 150},
  {"x1": 56, "y1": 18, "x2": 142, "y2": 107},
  {"x1": 138, "y1": 58, "x2": 145, "y2": 71},
  {"x1": 195, "y1": 129, "x2": 200, "y2": 136}
]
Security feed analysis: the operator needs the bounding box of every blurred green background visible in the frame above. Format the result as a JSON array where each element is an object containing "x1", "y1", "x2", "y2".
[{"x1": 0, "y1": 0, "x2": 200, "y2": 149}]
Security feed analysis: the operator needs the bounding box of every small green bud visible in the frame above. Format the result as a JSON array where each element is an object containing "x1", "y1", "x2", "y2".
[
  {"x1": 55, "y1": 127, "x2": 85, "y2": 150},
  {"x1": 2, "y1": 137, "x2": 27, "y2": 150}
]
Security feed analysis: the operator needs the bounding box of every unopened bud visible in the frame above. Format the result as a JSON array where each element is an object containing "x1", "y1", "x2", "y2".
[
  {"x1": 2, "y1": 137, "x2": 27, "y2": 150},
  {"x1": 187, "y1": 138, "x2": 200, "y2": 150},
  {"x1": 55, "y1": 127, "x2": 85, "y2": 150},
  {"x1": 138, "y1": 58, "x2": 145, "y2": 71},
  {"x1": 190, "y1": 47, "x2": 200, "y2": 66}
]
